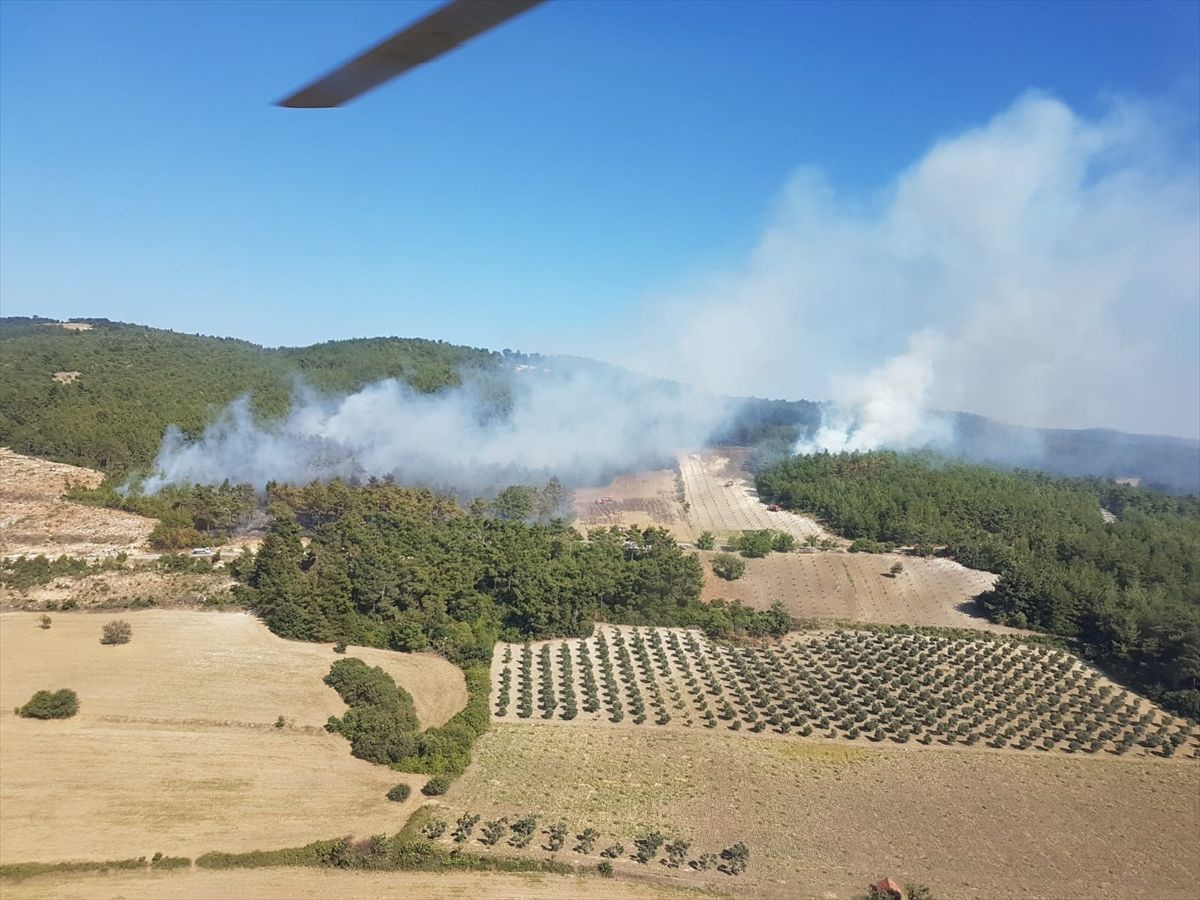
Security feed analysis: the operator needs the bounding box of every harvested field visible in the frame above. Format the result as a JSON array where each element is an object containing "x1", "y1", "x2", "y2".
[
  {"x1": 442, "y1": 723, "x2": 1200, "y2": 898},
  {"x1": 678, "y1": 448, "x2": 834, "y2": 544},
  {"x1": 0, "y1": 448, "x2": 154, "y2": 560},
  {"x1": 573, "y1": 467, "x2": 685, "y2": 533},
  {"x1": 0, "y1": 610, "x2": 466, "y2": 863},
  {"x1": 700, "y1": 550, "x2": 1010, "y2": 631},
  {"x1": 1, "y1": 866, "x2": 702, "y2": 900},
  {"x1": 490, "y1": 626, "x2": 1199, "y2": 759}
]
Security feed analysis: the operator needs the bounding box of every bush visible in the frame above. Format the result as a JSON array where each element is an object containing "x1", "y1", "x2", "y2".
[
  {"x1": 386, "y1": 783, "x2": 411, "y2": 802},
  {"x1": 695, "y1": 531, "x2": 716, "y2": 550},
  {"x1": 710, "y1": 553, "x2": 746, "y2": 581},
  {"x1": 735, "y1": 530, "x2": 774, "y2": 558},
  {"x1": 100, "y1": 619, "x2": 132, "y2": 645},
  {"x1": 38, "y1": 614, "x2": 51, "y2": 630},
  {"x1": 17, "y1": 688, "x2": 78, "y2": 719},
  {"x1": 633, "y1": 831, "x2": 664, "y2": 864},
  {"x1": 421, "y1": 775, "x2": 450, "y2": 796},
  {"x1": 720, "y1": 841, "x2": 750, "y2": 875},
  {"x1": 598, "y1": 861, "x2": 613, "y2": 877}
]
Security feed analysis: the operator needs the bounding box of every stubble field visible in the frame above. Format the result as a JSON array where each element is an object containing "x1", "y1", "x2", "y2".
[
  {"x1": 0, "y1": 610, "x2": 466, "y2": 863},
  {"x1": 699, "y1": 550, "x2": 1012, "y2": 631},
  {"x1": 440, "y1": 723, "x2": 1200, "y2": 899}
]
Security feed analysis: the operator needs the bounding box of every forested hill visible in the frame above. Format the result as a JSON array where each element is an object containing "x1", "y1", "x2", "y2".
[
  {"x1": 756, "y1": 451, "x2": 1200, "y2": 718},
  {"x1": 0, "y1": 318, "x2": 501, "y2": 474}
]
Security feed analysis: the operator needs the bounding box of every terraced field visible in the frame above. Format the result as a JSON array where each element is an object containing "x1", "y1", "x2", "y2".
[{"x1": 490, "y1": 625, "x2": 1200, "y2": 759}]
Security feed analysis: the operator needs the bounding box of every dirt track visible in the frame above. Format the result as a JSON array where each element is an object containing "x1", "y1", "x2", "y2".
[
  {"x1": 1, "y1": 866, "x2": 700, "y2": 900},
  {"x1": 0, "y1": 611, "x2": 466, "y2": 863}
]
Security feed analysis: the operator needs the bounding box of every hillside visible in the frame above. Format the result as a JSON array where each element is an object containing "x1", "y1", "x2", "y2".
[
  {"x1": 4, "y1": 317, "x2": 1198, "y2": 493},
  {"x1": 0, "y1": 318, "x2": 500, "y2": 475}
]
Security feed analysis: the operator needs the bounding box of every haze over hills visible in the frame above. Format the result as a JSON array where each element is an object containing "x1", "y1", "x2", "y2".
[
  {"x1": 0, "y1": 316, "x2": 1190, "y2": 496},
  {"x1": 1, "y1": 316, "x2": 1197, "y2": 494}
]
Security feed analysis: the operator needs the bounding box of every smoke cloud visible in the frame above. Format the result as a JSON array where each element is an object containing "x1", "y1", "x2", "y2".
[
  {"x1": 138, "y1": 364, "x2": 733, "y2": 494},
  {"x1": 630, "y1": 92, "x2": 1200, "y2": 448}
]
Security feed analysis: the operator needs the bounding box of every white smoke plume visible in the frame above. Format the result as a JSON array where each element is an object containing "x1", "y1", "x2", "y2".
[
  {"x1": 138, "y1": 364, "x2": 733, "y2": 494},
  {"x1": 628, "y1": 92, "x2": 1200, "y2": 450}
]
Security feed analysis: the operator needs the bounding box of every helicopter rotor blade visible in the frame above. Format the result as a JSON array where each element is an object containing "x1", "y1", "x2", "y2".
[{"x1": 277, "y1": 0, "x2": 545, "y2": 108}]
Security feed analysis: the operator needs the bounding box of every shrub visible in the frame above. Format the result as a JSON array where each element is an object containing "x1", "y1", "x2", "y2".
[
  {"x1": 546, "y1": 821, "x2": 568, "y2": 852},
  {"x1": 664, "y1": 838, "x2": 690, "y2": 867},
  {"x1": 575, "y1": 827, "x2": 600, "y2": 854},
  {"x1": 333, "y1": 640, "x2": 347, "y2": 654},
  {"x1": 386, "y1": 783, "x2": 411, "y2": 802},
  {"x1": 17, "y1": 688, "x2": 78, "y2": 719},
  {"x1": 720, "y1": 841, "x2": 750, "y2": 875},
  {"x1": 509, "y1": 815, "x2": 538, "y2": 848},
  {"x1": 38, "y1": 614, "x2": 51, "y2": 630},
  {"x1": 695, "y1": 531, "x2": 716, "y2": 550},
  {"x1": 598, "y1": 861, "x2": 613, "y2": 877},
  {"x1": 633, "y1": 831, "x2": 664, "y2": 864},
  {"x1": 735, "y1": 530, "x2": 774, "y2": 558},
  {"x1": 600, "y1": 843, "x2": 625, "y2": 859},
  {"x1": 771, "y1": 531, "x2": 795, "y2": 552},
  {"x1": 480, "y1": 819, "x2": 507, "y2": 846},
  {"x1": 421, "y1": 775, "x2": 450, "y2": 796},
  {"x1": 452, "y1": 813, "x2": 480, "y2": 844},
  {"x1": 711, "y1": 553, "x2": 746, "y2": 581},
  {"x1": 420, "y1": 820, "x2": 447, "y2": 839},
  {"x1": 100, "y1": 619, "x2": 132, "y2": 645}
]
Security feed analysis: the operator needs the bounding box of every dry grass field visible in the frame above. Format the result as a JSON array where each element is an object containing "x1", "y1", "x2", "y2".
[
  {"x1": 440, "y1": 723, "x2": 1200, "y2": 899},
  {"x1": 0, "y1": 448, "x2": 154, "y2": 560},
  {"x1": 1, "y1": 866, "x2": 706, "y2": 900},
  {"x1": 0, "y1": 610, "x2": 466, "y2": 864},
  {"x1": 699, "y1": 550, "x2": 1011, "y2": 632}
]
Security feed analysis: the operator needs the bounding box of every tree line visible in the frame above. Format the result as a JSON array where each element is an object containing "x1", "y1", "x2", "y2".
[{"x1": 755, "y1": 451, "x2": 1200, "y2": 718}]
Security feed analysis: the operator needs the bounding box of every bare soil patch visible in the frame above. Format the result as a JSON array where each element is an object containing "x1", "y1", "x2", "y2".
[
  {"x1": 443, "y1": 723, "x2": 1200, "y2": 899},
  {"x1": 700, "y1": 550, "x2": 1010, "y2": 631},
  {"x1": 0, "y1": 610, "x2": 466, "y2": 863},
  {"x1": 0, "y1": 449, "x2": 154, "y2": 560},
  {"x1": 1, "y1": 866, "x2": 702, "y2": 900},
  {"x1": 573, "y1": 467, "x2": 685, "y2": 533}
]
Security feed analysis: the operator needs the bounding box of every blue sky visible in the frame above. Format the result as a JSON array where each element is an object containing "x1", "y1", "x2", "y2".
[{"x1": 2, "y1": 1, "x2": 1198, "y2": 432}]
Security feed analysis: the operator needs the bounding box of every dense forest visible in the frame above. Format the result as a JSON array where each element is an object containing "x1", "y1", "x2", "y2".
[
  {"x1": 235, "y1": 479, "x2": 788, "y2": 665},
  {"x1": 756, "y1": 452, "x2": 1200, "y2": 718},
  {"x1": 0, "y1": 318, "x2": 501, "y2": 474}
]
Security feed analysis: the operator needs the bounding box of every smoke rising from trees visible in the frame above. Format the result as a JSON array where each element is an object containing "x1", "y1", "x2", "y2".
[{"x1": 138, "y1": 365, "x2": 733, "y2": 494}]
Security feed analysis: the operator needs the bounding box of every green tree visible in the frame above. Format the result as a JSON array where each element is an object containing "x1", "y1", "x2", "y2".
[
  {"x1": 695, "y1": 531, "x2": 716, "y2": 550},
  {"x1": 735, "y1": 530, "x2": 774, "y2": 558},
  {"x1": 17, "y1": 688, "x2": 78, "y2": 719},
  {"x1": 711, "y1": 553, "x2": 746, "y2": 581}
]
